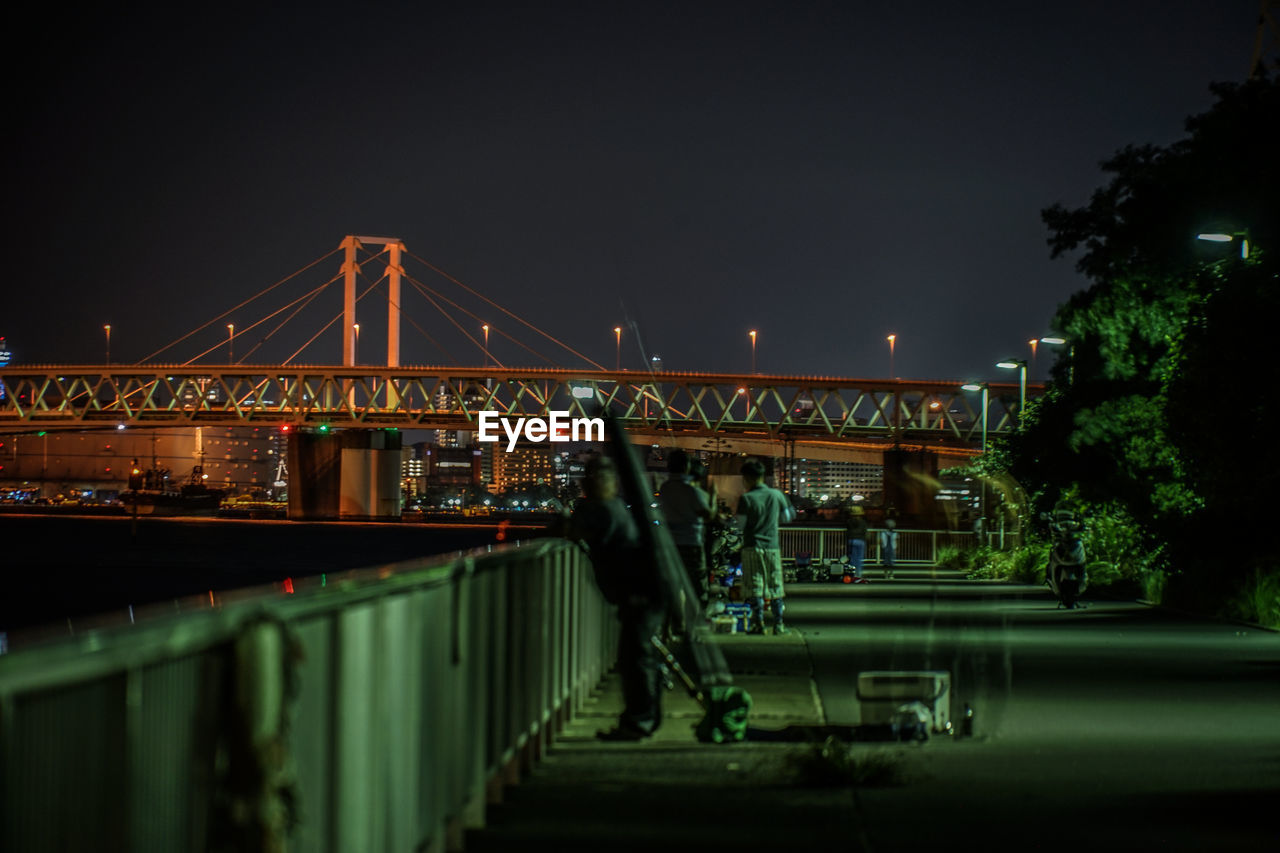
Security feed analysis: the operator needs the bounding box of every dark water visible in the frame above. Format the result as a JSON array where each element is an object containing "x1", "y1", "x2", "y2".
[{"x1": 0, "y1": 514, "x2": 555, "y2": 634}]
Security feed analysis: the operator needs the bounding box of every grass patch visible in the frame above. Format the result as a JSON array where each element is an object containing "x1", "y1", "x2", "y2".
[{"x1": 1228, "y1": 568, "x2": 1280, "y2": 630}]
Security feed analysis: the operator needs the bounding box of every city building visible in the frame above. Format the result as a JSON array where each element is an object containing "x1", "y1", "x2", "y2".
[
  {"x1": 0, "y1": 426, "x2": 282, "y2": 501},
  {"x1": 789, "y1": 457, "x2": 884, "y2": 503}
]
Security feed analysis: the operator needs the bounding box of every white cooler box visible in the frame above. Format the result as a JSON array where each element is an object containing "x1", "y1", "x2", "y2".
[{"x1": 856, "y1": 670, "x2": 951, "y2": 733}]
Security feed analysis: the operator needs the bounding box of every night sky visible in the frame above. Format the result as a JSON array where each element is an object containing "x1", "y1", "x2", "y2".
[{"x1": 3, "y1": 1, "x2": 1254, "y2": 382}]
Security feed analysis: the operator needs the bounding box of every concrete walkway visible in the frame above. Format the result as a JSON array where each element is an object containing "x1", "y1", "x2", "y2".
[
  {"x1": 466, "y1": 570, "x2": 1280, "y2": 853},
  {"x1": 466, "y1": 628, "x2": 873, "y2": 852}
]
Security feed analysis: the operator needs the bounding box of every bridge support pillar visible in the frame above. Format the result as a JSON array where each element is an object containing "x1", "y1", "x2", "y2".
[
  {"x1": 287, "y1": 429, "x2": 402, "y2": 521},
  {"x1": 882, "y1": 447, "x2": 942, "y2": 528}
]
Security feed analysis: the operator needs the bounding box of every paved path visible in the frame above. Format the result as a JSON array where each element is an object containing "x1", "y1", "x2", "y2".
[{"x1": 467, "y1": 567, "x2": 1280, "y2": 852}]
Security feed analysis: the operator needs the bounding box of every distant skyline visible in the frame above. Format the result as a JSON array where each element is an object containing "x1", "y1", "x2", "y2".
[{"x1": 2, "y1": 1, "x2": 1260, "y2": 383}]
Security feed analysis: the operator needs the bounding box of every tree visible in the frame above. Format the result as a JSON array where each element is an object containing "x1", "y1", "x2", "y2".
[{"x1": 998, "y1": 74, "x2": 1279, "y2": 604}]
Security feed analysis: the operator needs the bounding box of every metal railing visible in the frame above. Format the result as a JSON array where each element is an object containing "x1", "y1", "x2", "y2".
[
  {"x1": 779, "y1": 526, "x2": 977, "y2": 565},
  {"x1": 0, "y1": 538, "x2": 615, "y2": 853}
]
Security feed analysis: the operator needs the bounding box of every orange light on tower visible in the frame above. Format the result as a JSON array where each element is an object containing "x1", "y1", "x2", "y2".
[{"x1": 887, "y1": 334, "x2": 896, "y2": 378}]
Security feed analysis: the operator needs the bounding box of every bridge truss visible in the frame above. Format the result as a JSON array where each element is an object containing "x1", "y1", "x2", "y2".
[{"x1": 0, "y1": 366, "x2": 1035, "y2": 451}]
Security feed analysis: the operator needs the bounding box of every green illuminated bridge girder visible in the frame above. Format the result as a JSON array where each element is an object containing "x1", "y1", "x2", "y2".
[{"x1": 0, "y1": 365, "x2": 1037, "y2": 449}]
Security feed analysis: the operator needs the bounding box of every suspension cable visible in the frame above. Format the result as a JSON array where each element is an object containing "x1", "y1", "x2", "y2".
[
  {"x1": 404, "y1": 272, "x2": 554, "y2": 368},
  {"x1": 140, "y1": 245, "x2": 343, "y2": 364},
  {"x1": 235, "y1": 278, "x2": 335, "y2": 363},
  {"x1": 404, "y1": 277, "x2": 502, "y2": 368},
  {"x1": 391, "y1": 293, "x2": 457, "y2": 365},
  {"x1": 282, "y1": 273, "x2": 384, "y2": 365},
  {"x1": 406, "y1": 249, "x2": 606, "y2": 370}
]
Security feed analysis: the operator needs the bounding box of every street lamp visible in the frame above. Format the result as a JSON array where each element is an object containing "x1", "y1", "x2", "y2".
[
  {"x1": 749, "y1": 329, "x2": 757, "y2": 373},
  {"x1": 1028, "y1": 338, "x2": 1038, "y2": 376},
  {"x1": 104, "y1": 324, "x2": 111, "y2": 366},
  {"x1": 887, "y1": 334, "x2": 896, "y2": 378},
  {"x1": 227, "y1": 324, "x2": 234, "y2": 363},
  {"x1": 962, "y1": 381, "x2": 991, "y2": 537},
  {"x1": 482, "y1": 324, "x2": 490, "y2": 368},
  {"x1": 961, "y1": 382, "x2": 989, "y2": 452},
  {"x1": 1196, "y1": 231, "x2": 1249, "y2": 259},
  {"x1": 614, "y1": 326, "x2": 622, "y2": 371},
  {"x1": 353, "y1": 323, "x2": 360, "y2": 363},
  {"x1": 996, "y1": 358, "x2": 1028, "y2": 421},
  {"x1": 1040, "y1": 337, "x2": 1074, "y2": 384}
]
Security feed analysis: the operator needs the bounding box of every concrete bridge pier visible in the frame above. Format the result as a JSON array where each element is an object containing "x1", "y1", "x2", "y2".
[
  {"x1": 287, "y1": 428, "x2": 402, "y2": 521},
  {"x1": 882, "y1": 447, "x2": 942, "y2": 528}
]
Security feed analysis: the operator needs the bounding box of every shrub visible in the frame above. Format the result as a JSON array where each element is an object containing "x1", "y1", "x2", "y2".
[
  {"x1": 1228, "y1": 568, "x2": 1280, "y2": 630},
  {"x1": 961, "y1": 544, "x2": 1045, "y2": 583},
  {"x1": 936, "y1": 545, "x2": 975, "y2": 572},
  {"x1": 1140, "y1": 567, "x2": 1168, "y2": 604}
]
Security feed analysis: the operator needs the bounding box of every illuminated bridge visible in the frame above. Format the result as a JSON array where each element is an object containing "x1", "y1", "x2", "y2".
[
  {"x1": 0, "y1": 236, "x2": 1042, "y2": 516},
  {"x1": 0, "y1": 364, "x2": 1032, "y2": 452}
]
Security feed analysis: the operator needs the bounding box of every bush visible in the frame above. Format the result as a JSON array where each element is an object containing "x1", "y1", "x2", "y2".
[
  {"x1": 1140, "y1": 567, "x2": 1168, "y2": 605},
  {"x1": 936, "y1": 545, "x2": 976, "y2": 573},
  {"x1": 962, "y1": 544, "x2": 1046, "y2": 583},
  {"x1": 1078, "y1": 500, "x2": 1160, "y2": 585},
  {"x1": 1228, "y1": 568, "x2": 1280, "y2": 630}
]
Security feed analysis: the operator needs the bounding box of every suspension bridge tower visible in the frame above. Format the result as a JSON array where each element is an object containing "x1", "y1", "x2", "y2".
[{"x1": 289, "y1": 236, "x2": 405, "y2": 521}]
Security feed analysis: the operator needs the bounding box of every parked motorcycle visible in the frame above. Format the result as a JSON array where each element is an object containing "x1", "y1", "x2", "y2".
[{"x1": 1043, "y1": 509, "x2": 1087, "y2": 609}]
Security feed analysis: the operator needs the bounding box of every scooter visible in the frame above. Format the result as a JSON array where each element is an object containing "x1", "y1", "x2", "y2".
[{"x1": 1043, "y1": 509, "x2": 1087, "y2": 609}]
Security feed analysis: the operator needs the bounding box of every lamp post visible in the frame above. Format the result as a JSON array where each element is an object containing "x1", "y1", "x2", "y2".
[
  {"x1": 887, "y1": 334, "x2": 896, "y2": 378},
  {"x1": 749, "y1": 329, "x2": 757, "y2": 373},
  {"x1": 961, "y1": 382, "x2": 989, "y2": 452},
  {"x1": 482, "y1": 324, "x2": 490, "y2": 368},
  {"x1": 1028, "y1": 338, "x2": 1038, "y2": 376},
  {"x1": 962, "y1": 381, "x2": 990, "y2": 535},
  {"x1": 353, "y1": 323, "x2": 360, "y2": 363},
  {"x1": 996, "y1": 358, "x2": 1028, "y2": 421},
  {"x1": 614, "y1": 326, "x2": 622, "y2": 371},
  {"x1": 104, "y1": 325, "x2": 111, "y2": 366},
  {"x1": 227, "y1": 324, "x2": 234, "y2": 364},
  {"x1": 1196, "y1": 231, "x2": 1250, "y2": 260},
  {"x1": 1040, "y1": 336, "x2": 1073, "y2": 384}
]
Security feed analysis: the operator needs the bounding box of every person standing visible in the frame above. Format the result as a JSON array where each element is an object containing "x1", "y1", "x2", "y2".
[
  {"x1": 658, "y1": 450, "x2": 717, "y2": 620},
  {"x1": 568, "y1": 456, "x2": 666, "y2": 740},
  {"x1": 844, "y1": 504, "x2": 869, "y2": 584},
  {"x1": 735, "y1": 458, "x2": 796, "y2": 634},
  {"x1": 879, "y1": 518, "x2": 898, "y2": 579}
]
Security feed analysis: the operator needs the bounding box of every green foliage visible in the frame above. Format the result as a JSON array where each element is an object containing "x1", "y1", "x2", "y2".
[
  {"x1": 1227, "y1": 569, "x2": 1280, "y2": 631},
  {"x1": 984, "y1": 75, "x2": 1279, "y2": 617},
  {"x1": 1070, "y1": 495, "x2": 1164, "y2": 587},
  {"x1": 1141, "y1": 568, "x2": 1168, "y2": 606},
  {"x1": 935, "y1": 545, "x2": 976, "y2": 573},
  {"x1": 961, "y1": 543, "x2": 1047, "y2": 584}
]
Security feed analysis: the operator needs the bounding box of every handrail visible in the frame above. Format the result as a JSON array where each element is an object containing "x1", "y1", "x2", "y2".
[
  {"x1": 0, "y1": 537, "x2": 615, "y2": 852},
  {"x1": 779, "y1": 525, "x2": 978, "y2": 565}
]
